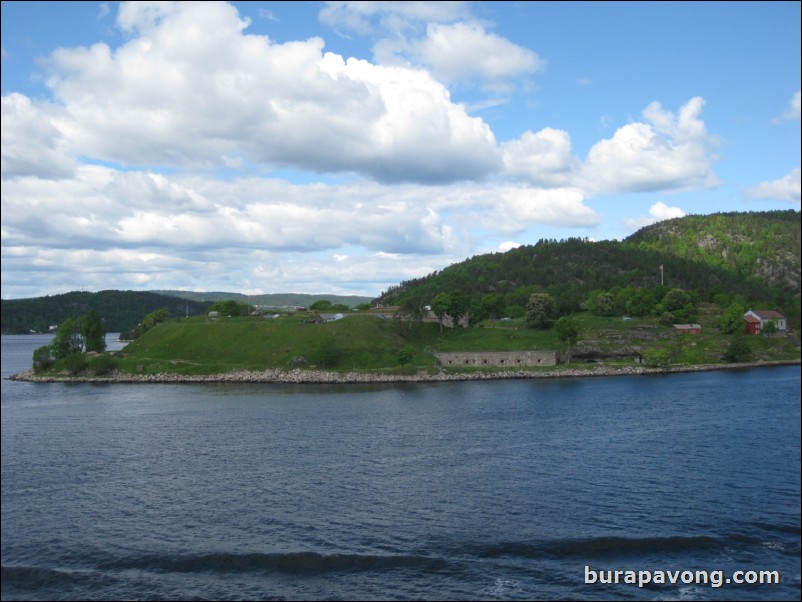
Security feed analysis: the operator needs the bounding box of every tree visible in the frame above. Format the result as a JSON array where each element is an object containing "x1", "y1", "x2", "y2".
[
  {"x1": 626, "y1": 289, "x2": 657, "y2": 317},
  {"x1": 51, "y1": 317, "x2": 84, "y2": 359},
  {"x1": 481, "y1": 293, "x2": 505, "y2": 324},
  {"x1": 141, "y1": 307, "x2": 172, "y2": 333},
  {"x1": 723, "y1": 333, "x2": 752, "y2": 362},
  {"x1": 720, "y1": 302, "x2": 746, "y2": 334},
  {"x1": 761, "y1": 320, "x2": 777, "y2": 335},
  {"x1": 525, "y1": 293, "x2": 557, "y2": 329},
  {"x1": 589, "y1": 291, "x2": 616, "y2": 316},
  {"x1": 431, "y1": 293, "x2": 452, "y2": 332},
  {"x1": 208, "y1": 300, "x2": 241, "y2": 316},
  {"x1": 554, "y1": 317, "x2": 581, "y2": 363},
  {"x1": 661, "y1": 288, "x2": 692, "y2": 312},
  {"x1": 32, "y1": 345, "x2": 54, "y2": 373},
  {"x1": 448, "y1": 291, "x2": 469, "y2": 328},
  {"x1": 310, "y1": 300, "x2": 333, "y2": 311},
  {"x1": 82, "y1": 310, "x2": 106, "y2": 353}
]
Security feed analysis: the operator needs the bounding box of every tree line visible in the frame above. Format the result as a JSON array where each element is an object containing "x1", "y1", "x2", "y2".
[{"x1": 376, "y1": 211, "x2": 800, "y2": 330}]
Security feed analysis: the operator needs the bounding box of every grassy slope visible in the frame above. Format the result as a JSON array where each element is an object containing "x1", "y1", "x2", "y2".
[{"x1": 113, "y1": 310, "x2": 800, "y2": 376}]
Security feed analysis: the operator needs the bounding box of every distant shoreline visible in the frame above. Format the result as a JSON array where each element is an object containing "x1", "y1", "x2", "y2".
[{"x1": 8, "y1": 360, "x2": 800, "y2": 385}]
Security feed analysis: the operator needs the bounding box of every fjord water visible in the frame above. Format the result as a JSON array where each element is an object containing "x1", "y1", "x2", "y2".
[{"x1": 2, "y1": 335, "x2": 800, "y2": 601}]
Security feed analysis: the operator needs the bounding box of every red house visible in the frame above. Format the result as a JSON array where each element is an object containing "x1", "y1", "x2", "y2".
[
  {"x1": 744, "y1": 313, "x2": 761, "y2": 335},
  {"x1": 743, "y1": 309, "x2": 787, "y2": 335}
]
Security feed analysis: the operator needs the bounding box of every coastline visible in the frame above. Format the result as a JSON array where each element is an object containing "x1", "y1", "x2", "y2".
[{"x1": 7, "y1": 359, "x2": 800, "y2": 384}]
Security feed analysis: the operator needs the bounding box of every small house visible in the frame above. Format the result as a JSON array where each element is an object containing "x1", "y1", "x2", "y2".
[
  {"x1": 673, "y1": 324, "x2": 701, "y2": 334},
  {"x1": 743, "y1": 309, "x2": 787, "y2": 335}
]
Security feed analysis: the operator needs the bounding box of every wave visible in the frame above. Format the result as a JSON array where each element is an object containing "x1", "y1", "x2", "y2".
[
  {"x1": 103, "y1": 550, "x2": 450, "y2": 575},
  {"x1": 750, "y1": 521, "x2": 802, "y2": 536},
  {"x1": 1, "y1": 564, "x2": 103, "y2": 588},
  {"x1": 461, "y1": 534, "x2": 767, "y2": 560}
]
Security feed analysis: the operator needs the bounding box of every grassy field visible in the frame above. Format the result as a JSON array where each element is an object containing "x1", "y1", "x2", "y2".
[{"x1": 104, "y1": 306, "x2": 800, "y2": 376}]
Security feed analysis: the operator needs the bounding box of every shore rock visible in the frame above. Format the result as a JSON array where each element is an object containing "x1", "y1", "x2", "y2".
[{"x1": 7, "y1": 360, "x2": 799, "y2": 385}]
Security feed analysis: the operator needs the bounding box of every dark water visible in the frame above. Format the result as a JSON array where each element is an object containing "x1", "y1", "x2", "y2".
[{"x1": 2, "y1": 335, "x2": 800, "y2": 601}]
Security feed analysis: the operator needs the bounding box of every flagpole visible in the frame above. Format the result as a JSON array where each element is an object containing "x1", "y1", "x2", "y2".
[{"x1": 660, "y1": 264, "x2": 664, "y2": 286}]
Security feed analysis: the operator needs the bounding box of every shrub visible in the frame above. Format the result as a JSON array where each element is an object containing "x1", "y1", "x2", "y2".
[
  {"x1": 723, "y1": 334, "x2": 752, "y2": 363},
  {"x1": 89, "y1": 353, "x2": 116, "y2": 375},
  {"x1": 397, "y1": 345, "x2": 415, "y2": 366},
  {"x1": 311, "y1": 337, "x2": 342, "y2": 368},
  {"x1": 64, "y1": 352, "x2": 88, "y2": 375},
  {"x1": 32, "y1": 345, "x2": 54, "y2": 373},
  {"x1": 643, "y1": 347, "x2": 672, "y2": 368}
]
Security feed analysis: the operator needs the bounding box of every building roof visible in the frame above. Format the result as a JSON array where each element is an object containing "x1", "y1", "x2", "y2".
[
  {"x1": 750, "y1": 309, "x2": 786, "y2": 320},
  {"x1": 744, "y1": 314, "x2": 761, "y2": 324},
  {"x1": 673, "y1": 324, "x2": 701, "y2": 330}
]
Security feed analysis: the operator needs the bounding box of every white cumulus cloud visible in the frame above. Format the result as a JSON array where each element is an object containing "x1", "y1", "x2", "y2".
[
  {"x1": 37, "y1": 1, "x2": 499, "y2": 184},
  {"x1": 623, "y1": 201, "x2": 686, "y2": 231},
  {"x1": 501, "y1": 128, "x2": 580, "y2": 187},
  {"x1": 744, "y1": 168, "x2": 801, "y2": 204},
  {"x1": 398, "y1": 22, "x2": 545, "y2": 89},
  {"x1": 580, "y1": 97, "x2": 719, "y2": 195},
  {"x1": 1, "y1": 93, "x2": 75, "y2": 179}
]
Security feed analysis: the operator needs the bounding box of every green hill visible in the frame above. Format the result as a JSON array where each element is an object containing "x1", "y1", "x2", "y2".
[
  {"x1": 118, "y1": 314, "x2": 418, "y2": 374},
  {"x1": 1, "y1": 290, "x2": 212, "y2": 334},
  {"x1": 375, "y1": 210, "x2": 801, "y2": 327},
  {"x1": 626, "y1": 210, "x2": 800, "y2": 292},
  {"x1": 1, "y1": 290, "x2": 373, "y2": 335}
]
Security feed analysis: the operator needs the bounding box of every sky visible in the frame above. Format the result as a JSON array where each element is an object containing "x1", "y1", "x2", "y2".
[{"x1": 1, "y1": 1, "x2": 800, "y2": 300}]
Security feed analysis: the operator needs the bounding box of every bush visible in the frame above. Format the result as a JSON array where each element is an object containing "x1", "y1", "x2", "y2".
[
  {"x1": 723, "y1": 334, "x2": 752, "y2": 363},
  {"x1": 32, "y1": 345, "x2": 54, "y2": 373},
  {"x1": 89, "y1": 353, "x2": 116, "y2": 375},
  {"x1": 397, "y1": 345, "x2": 415, "y2": 366},
  {"x1": 64, "y1": 352, "x2": 88, "y2": 375},
  {"x1": 311, "y1": 337, "x2": 342, "y2": 368},
  {"x1": 643, "y1": 347, "x2": 672, "y2": 368},
  {"x1": 659, "y1": 312, "x2": 675, "y2": 326}
]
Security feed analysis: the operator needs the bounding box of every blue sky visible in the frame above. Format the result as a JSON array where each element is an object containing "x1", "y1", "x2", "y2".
[{"x1": 2, "y1": 1, "x2": 800, "y2": 300}]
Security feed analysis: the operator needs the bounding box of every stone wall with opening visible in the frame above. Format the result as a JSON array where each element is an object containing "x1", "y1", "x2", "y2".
[{"x1": 433, "y1": 350, "x2": 560, "y2": 368}]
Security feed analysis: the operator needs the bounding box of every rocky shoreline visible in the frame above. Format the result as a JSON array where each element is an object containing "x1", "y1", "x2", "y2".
[{"x1": 7, "y1": 360, "x2": 799, "y2": 385}]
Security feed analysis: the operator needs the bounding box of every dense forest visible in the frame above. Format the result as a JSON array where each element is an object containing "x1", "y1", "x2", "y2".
[
  {"x1": 374, "y1": 210, "x2": 801, "y2": 327},
  {"x1": 1, "y1": 290, "x2": 212, "y2": 334}
]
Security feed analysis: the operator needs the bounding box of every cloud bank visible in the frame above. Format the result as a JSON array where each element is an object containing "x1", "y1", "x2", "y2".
[{"x1": 1, "y1": 1, "x2": 729, "y2": 299}]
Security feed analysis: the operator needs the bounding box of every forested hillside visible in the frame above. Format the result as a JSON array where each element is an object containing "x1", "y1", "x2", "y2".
[
  {"x1": 626, "y1": 210, "x2": 800, "y2": 292},
  {"x1": 375, "y1": 210, "x2": 801, "y2": 326},
  {"x1": 1, "y1": 290, "x2": 211, "y2": 334}
]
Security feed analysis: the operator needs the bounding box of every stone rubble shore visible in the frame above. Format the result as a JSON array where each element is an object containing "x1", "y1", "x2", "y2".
[{"x1": 8, "y1": 360, "x2": 799, "y2": 385}]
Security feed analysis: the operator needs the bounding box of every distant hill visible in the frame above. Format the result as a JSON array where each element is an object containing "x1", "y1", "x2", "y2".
[
  {"x1": 153, "y1": 291, "x2": 374, "y2": 308},
  {"x1": 375, "y1": 210, "x2": 801, "y2": 325},
  {"x1": 1, "y1": 290, "x2": 212, "y2": 335},
  {"x1": 1, "y1": 290, "x2": 374, "y2": 335}
]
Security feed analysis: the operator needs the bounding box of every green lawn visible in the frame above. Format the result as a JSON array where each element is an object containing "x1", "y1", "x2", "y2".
[{"x1": 44, "y1": 309, "x2": 801, "y2": 376}]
